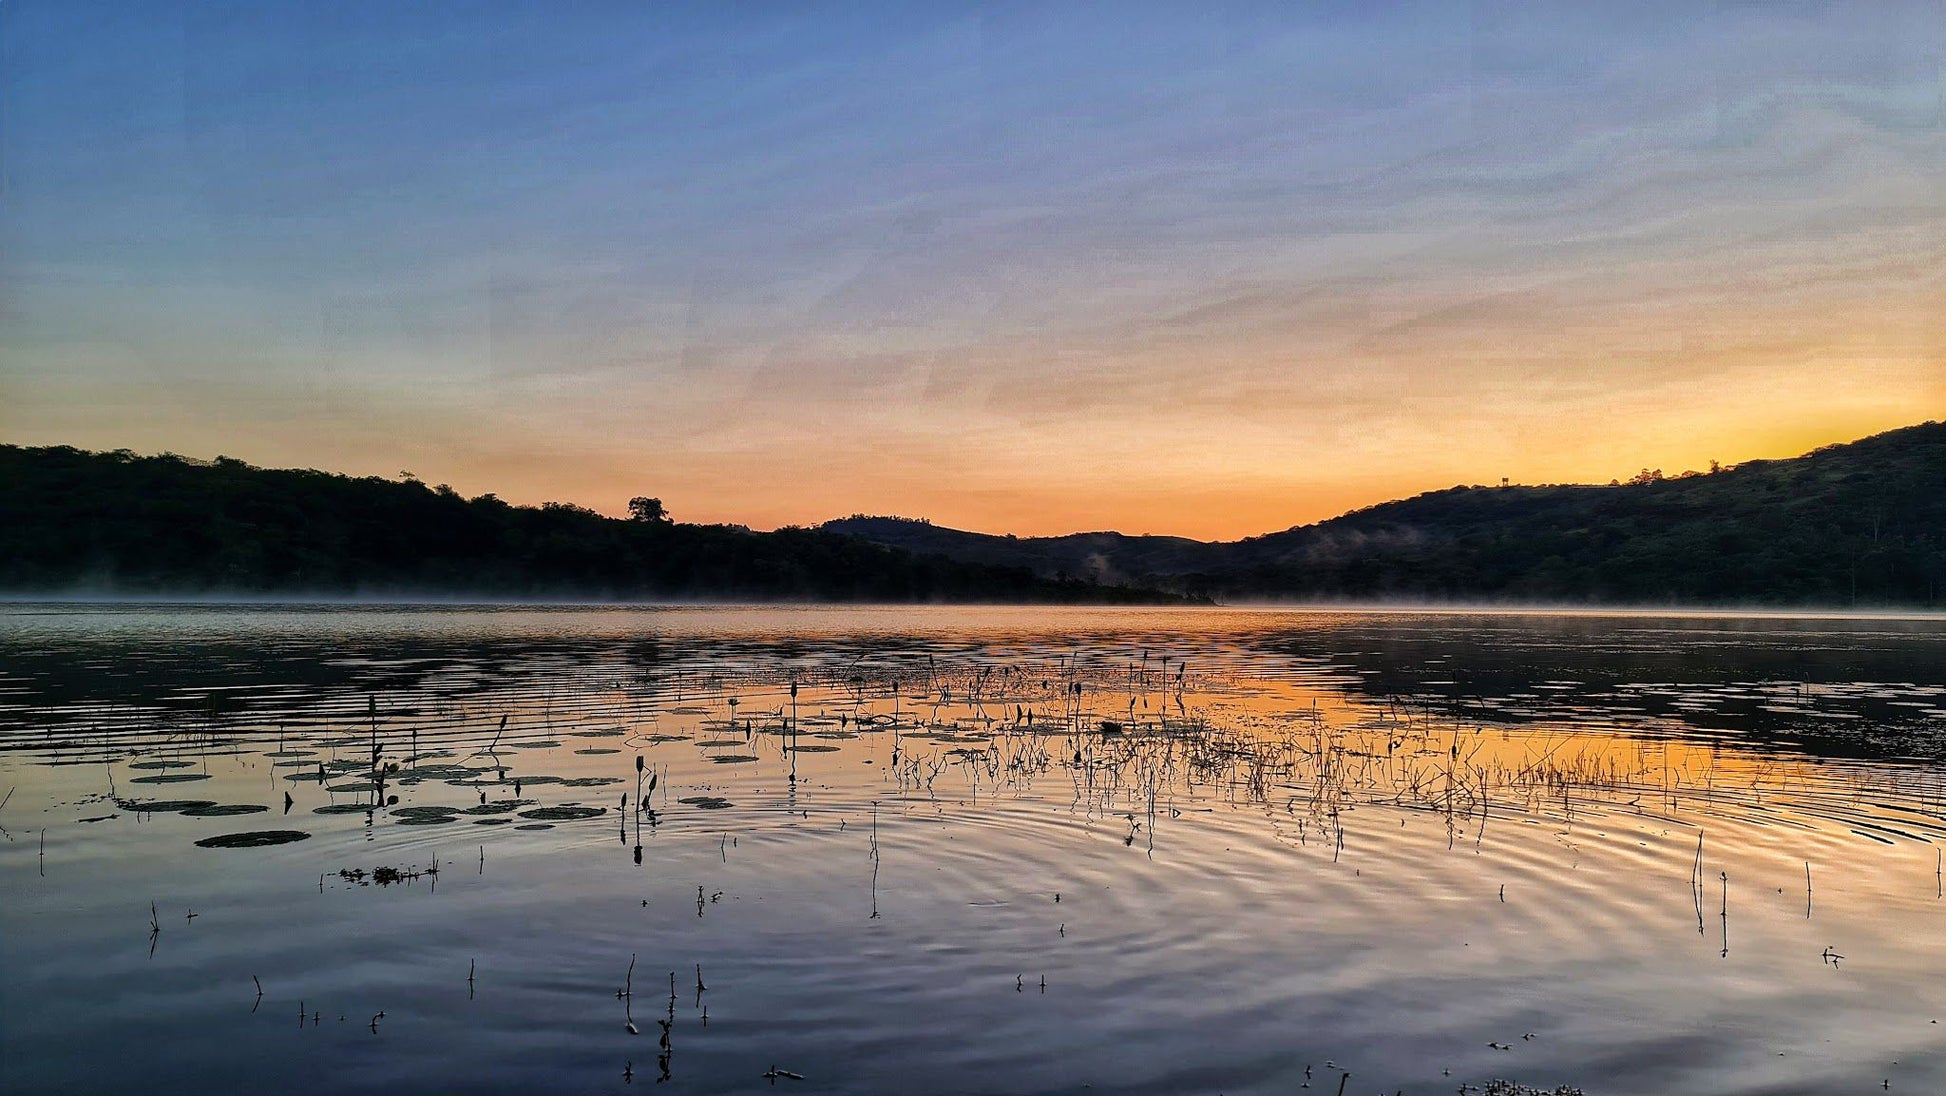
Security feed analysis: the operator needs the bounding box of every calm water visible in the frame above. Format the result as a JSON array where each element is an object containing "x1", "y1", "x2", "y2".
[{"x1": 5, "y1": 604, "x2": 1946, "y2": 1095}]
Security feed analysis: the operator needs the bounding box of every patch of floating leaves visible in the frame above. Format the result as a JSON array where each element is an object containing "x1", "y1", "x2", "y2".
[
  {"x1": 392, "y1": 805, "x2": 462, "y2": 825},
  {"x1": 181, "y1": 804, "x2": 269, "y2": 817},
  {"x1": 516, "y1": 805, "x2": 607, "y2": 821},
  {"x1": 449, "y1": 774, "x2": 563, "y2": 788},
  {"x1": 195, "y1": 830, "x2": 313, "y2": 849},
  {"x1": 397, "y1": 765, "x2": 484, "y2": 779},
  {"x1": 678, "y1": 796, "x2": 733, "y2": 810},
  {"x1": 117, "y1": 799, "x2": 217, "y2": 814},
  {"x1": 132, "y1": 773, "x2": 212, "y2": 784},
  {"x1": 709, "y1": 755, "x2": 761, "y2": 764},
  {"x1": 338, "y1": 864, "x2": 432, "y2": 886},
  {"x1": 461, "y1": 800, "x2": 532, "y2": 815}
]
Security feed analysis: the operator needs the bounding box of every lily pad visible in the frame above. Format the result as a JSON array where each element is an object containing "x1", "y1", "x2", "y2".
[
  {"x1": 678, "y1": 796, "x2": 734, "y2": 810},
  {"x1": 181, "y1": 804, "x2": 269, "y2": 817},
  {"x1": 315, "y1": 803, "x2": 377, "y2": 815},
  {"x1": 516, "y1": 805, "x2": 607, "y2": 821},
  {"x1": 195, "y1": 830, "x2": 313, "y2": 849},
  {"x1": 460, "y1": 800, "x2": 532, "y2": 816},
  {"x1": 574, "y1": 748, "x2": 621, "y2": 755},
  {"x1": 398, "y1": 765, "x2": 484, "y2": 779},
  {"x1": 709, "y1": 755, "x2": 761, "y2": 764},
  {"x1": 514, "y1": 823, "x2": 555, "y2": 831},
  {"x1": 117, "y1": 799, "x2": 218, "y2": 814},
  {"x1": 130, "y1": 760, "x2": 195, "y2": 770},
  {"x1": 394, "y1": 814, "x2": 459, "y2": 826},
  {"x1": 473, "y1": 817, "x2": 514, "y2": 826},
  {"x1": 132, "y1": 773, "x2": 212, "y2": 784},
  {"x1": 392, "y1": 806, "x2": 461, "y2": 819}
]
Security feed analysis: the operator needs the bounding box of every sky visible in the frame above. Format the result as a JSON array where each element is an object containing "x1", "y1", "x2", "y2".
[{"x1": 2, "y1": 2, "x2": 1941, "y2": 540}]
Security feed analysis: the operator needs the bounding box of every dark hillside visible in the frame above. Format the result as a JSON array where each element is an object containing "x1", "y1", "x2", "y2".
[
  {"x1": 0, "y1": 446, "x2": 1193, "y2": 604},
  {"x1": 823, "y1": 422, "x2": 1946, "y2": 607},
  {"x1": 815, "y1": 517, "x2": 1214, "y2": 585}
]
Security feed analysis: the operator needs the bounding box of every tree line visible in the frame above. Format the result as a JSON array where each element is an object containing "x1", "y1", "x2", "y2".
[{"x1": 0, "y1": 446, "x2": 1193, "y2": 604}]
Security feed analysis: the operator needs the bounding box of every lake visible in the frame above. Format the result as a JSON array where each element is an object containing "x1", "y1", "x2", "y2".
[{"x1": 4, "y1": 603, "x2": 1946, "y2": 1095}]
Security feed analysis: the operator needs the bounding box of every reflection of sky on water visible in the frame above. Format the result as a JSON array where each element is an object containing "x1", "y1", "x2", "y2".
[{"x1": 4, "y1": 605, "x2": 1946, "y2": 1093}]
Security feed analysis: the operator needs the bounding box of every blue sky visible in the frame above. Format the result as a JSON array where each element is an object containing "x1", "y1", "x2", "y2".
[{"x1": 3, "y1": 2, "x2": 1940, "y2": 536}]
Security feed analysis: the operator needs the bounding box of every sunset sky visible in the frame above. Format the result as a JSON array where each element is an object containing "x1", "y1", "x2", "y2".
[{"x1": 3, "y1": 2, "x2": 1940, "y2": 540}]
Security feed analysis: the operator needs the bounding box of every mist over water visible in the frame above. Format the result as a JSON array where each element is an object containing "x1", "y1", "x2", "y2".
[{"x1": 4, "y1": 604, "x2": 1946, "y2": 1094}]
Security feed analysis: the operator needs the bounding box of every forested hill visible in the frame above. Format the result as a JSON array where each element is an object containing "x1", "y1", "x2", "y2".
[
  {"x1": 0, "y1": 446, "x2": 1192, "y2": 603},
  {"x1": 823, "y1": 422, "x2": 1946, "y2": 607}
]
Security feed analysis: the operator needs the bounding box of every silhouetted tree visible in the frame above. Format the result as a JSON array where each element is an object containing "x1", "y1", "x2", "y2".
[{"x1": 0, "y1": 446, "x2": 1190, "y2": 604}]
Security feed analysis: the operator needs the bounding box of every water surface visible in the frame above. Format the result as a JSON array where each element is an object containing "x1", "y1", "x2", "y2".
[{"x1": 5, "y1": 604, "x2": 1946, "y2": 1094}]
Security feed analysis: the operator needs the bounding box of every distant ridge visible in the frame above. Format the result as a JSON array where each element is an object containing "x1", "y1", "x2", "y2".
[
  {"x1": 0, "y1": 446, "x2": 1195, "y2": 604},
  {"x1": 821, "y1": 422, "x2": 1946, "y2": 607}
]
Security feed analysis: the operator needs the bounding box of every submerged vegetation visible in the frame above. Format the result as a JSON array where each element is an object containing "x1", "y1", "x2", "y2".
[{"x1": 0, "y1": 446, "x2": 1191, "y2": 603}]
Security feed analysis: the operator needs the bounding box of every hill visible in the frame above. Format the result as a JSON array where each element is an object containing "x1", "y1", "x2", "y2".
[
  {"x1": 812, "y1": 518, "x2": 1213, "y2": 586},
  {"x1": 823, "y1": 422, "x2": 1946, "y2": 607},
  {"x1": 0, "y1": 446, "x2": 1193, "y2": 604}
]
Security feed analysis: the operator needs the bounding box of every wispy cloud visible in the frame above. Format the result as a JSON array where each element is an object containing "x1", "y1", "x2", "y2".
[{"x1": 2, "y1": 2, "x2": 1938, "y2": 537}]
